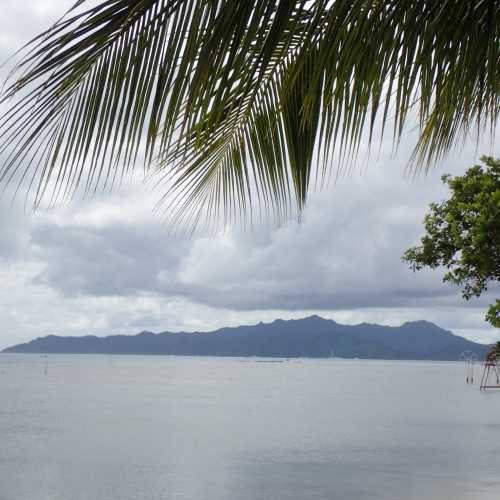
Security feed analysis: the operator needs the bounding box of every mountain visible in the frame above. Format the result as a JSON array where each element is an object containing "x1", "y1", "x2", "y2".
[{"x1": 2, "y1": 316, "x2": 490, "y2": 360}]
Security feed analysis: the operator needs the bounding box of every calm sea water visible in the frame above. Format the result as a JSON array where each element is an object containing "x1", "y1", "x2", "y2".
[{"x1": 0, "y1": 354, "x2": 499, "y2": 500}]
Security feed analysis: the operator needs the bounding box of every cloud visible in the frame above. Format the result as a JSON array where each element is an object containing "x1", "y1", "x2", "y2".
[
  {"x1": 0, "y1": 1, "x2": 498, "y2": 350},
  {"x1": 31, "y1": 219, "x2": 188, "y2": 297},
  {"x1": 0, "y1": 2, "x2": 71, "y2": 74},
  {"x1": 0, "y1": 148, "x2": 498, "y2": 349},
  {"x1": 17, "y1": 146, "x2": 496, "y2": 333},
  {"x1": 23, "y1": 142, "x2": 491, "y2": 308}
]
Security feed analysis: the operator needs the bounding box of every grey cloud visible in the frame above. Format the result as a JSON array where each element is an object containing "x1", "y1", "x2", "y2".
[
  {"x1": 0, "y1": 2, "x2": 70, "y2": 73},
  {"x1": 0, "y1": 199, "x2": 33, "y2": 260},
  {"x1": 0, "y1": 1, "x2": 498, "y2": 347},
  {"x1": 32, "y1": 222, "x2": 189, "y2": 296},
  {"x1": 0, "y1": 152, "x2": 497, "y2": 348},
  {"x1": 26, "y1": 154, "x2": 491, "y2": 315}
]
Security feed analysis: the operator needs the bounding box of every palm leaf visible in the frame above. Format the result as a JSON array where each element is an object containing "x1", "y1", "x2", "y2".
[{"x1": 1, "y1": 0, "x2": 499, "y2": 226}]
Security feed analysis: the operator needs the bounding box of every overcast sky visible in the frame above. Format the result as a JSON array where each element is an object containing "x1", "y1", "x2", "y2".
[{"x1": 0, "y1": 1, "x2": 498, "y2": 350}]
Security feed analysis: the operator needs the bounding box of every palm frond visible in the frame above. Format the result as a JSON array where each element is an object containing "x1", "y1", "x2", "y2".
[{"x1": 1, "y1": 0, "x2": 499, "y2": 226}]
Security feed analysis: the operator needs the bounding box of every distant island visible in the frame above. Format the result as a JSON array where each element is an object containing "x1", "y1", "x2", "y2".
[{"x1": 2, "y1": 316, "x2": 490, "y2": 361}]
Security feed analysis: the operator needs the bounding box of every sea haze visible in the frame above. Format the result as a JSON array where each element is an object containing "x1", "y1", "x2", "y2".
[
  {"x1": 2, "y1": 316, "x2": 490, "y2": 360},
  {"x1": 0, "y1": 355, "x2": 499, "y2": 500}
]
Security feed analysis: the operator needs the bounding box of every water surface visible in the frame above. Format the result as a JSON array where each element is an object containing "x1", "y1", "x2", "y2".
[{"x1": 1, "y1": 355, "x2": 499, "y2": 500}]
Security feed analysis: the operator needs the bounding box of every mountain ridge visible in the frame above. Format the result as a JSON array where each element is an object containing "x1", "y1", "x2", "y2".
[{"x1": 2, "y1": 315, "x2": 490, "y2": 361}]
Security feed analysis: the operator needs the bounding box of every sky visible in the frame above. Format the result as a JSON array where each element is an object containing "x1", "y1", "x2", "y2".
[{"x1": 0, "y1": 1, "x2": 498, "y2": 350}]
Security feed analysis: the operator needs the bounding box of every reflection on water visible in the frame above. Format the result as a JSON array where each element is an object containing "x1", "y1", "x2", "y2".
[{"x1": 1, "y1": 355, "x2": 499, "y2": 500}]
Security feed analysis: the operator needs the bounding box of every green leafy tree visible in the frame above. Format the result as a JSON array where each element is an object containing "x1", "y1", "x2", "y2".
[
  {"x1": 0, "y1": 1, "x2": 499, "y2": 226},
  {"x1": 404, "y1": 157, "x2": 500, "y2": 327}
]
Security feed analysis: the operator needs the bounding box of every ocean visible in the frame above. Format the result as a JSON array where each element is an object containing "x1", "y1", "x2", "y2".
[{"x1": 1, "y1": 354, "x2": 499, "y2": 500}]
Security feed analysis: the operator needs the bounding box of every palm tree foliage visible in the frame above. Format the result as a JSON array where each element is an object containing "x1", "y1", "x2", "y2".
[{"x1": 0, "y1": 0, "x2": 499, "y2": 227}]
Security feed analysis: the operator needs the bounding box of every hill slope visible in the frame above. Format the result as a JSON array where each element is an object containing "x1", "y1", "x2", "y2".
[{"x1": 2, "y1": 316, "x2": 489, "y2": 360}]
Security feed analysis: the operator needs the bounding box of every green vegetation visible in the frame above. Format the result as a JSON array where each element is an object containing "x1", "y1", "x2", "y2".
[
  {"x1": 485, "y1": 341, "x2": 500, "y2": 361},
  {"x1": 0, "y1": 1, "x2": 499, "y2": 226},
  {"x1": 404, "y1": 157, "x2": 500, "y2": 327}
]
